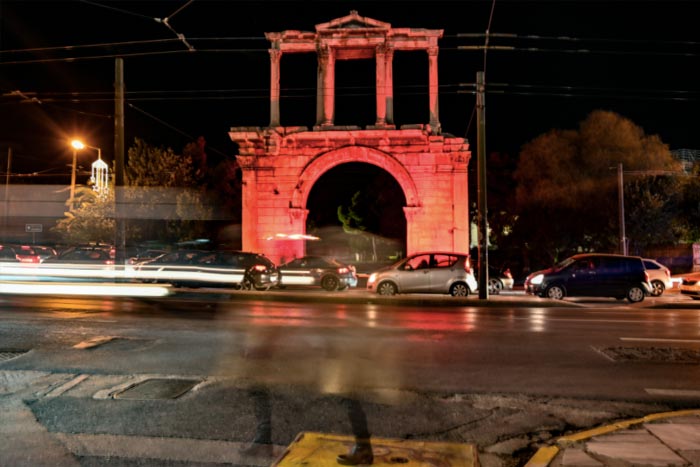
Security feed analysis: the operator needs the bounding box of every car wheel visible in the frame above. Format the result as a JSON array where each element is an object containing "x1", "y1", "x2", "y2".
[
  {"x1": 627, "y1": 286, "x2": 645, "y2": 303},
  {"x1": 450, "y1": 282, "x2": 470, "y2": 297},
  {"x1": 545, "y1": 285, "x2": 565, "y2": 300},
  {"x1": 488, "y1": 278, "x2": 503, "y2": 295},
  {"x1": 377, "y1": 281, "x2": 397, "y2": 295},
  {"x1": 650, "y1": 280, "x2": 665, "y2": 297},
  {"x1": 321, "y1": 275, "x2": 340, "y2": 291}
]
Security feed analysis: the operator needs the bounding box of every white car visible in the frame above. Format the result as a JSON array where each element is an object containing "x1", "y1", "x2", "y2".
[
  {"x1": 643, "y1": 259, "x2": 672, "y2": 297},
  {"x1": 679, "y1": 272, "x2": 700, "y2": 300},
  {"x1": 367, "y1": 252, "x2": 478, "y2": 297}
]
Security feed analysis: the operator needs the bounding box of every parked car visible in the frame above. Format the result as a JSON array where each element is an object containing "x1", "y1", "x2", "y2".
[
  {"x1": 136, "y1": 249, "x2": 279, "y2": 290},
  {"x1": 643, "y1": 258, "x2": 672, "y2": 297},
  {"x1": 483, "y1": 265, "x2": 514, "y2": 295},
  {"x1": 524, "y1": 253, "x2": 651, "y2": 303},
  {"x1": 0, "y1": 244, "x2": 41, "y2": 263},
  {"x1": 32, "y1": 245, "x2": 58, "y2": 262},
  {"x1": 44, "y1": 244, "x2": 115, "y2": 265},
  {"x1": 679, "y1": 272, "x2": 700, "y2": 300},
  {"x1": 278, "y1": 255, "x2": 357, "y2": 291},
  {"x1": 367, "y1": 252, "x2": 477, "y2": 296}
]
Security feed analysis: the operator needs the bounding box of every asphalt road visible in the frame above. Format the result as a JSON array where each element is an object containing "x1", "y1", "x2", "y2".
[{"x1": 1, "y1": 288, "x2": 699, "y2": 466}]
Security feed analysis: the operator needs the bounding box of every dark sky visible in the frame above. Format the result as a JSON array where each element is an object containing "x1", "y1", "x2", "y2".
[{"x1": 1, "y1": 0, "x2": 698, "y2": 177}]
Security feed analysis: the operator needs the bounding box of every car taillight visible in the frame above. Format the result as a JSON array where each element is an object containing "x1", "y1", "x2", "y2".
[
  {"x1": 464, "y1": 259, "x2": 471, "y2": 273},
  {"x1": 504, "y1": 268, "x2": 512, "y2": 279},
  {"x1": 253, "y1": 264, "x2": 267, "y2": 272},
  {"x1": 644, "y1": 271, "x2": 650, "y2": 282},
  {"x1": 338, "y1": 267, "x2": 349, "y2": 274},
  {"x1": 17, "y1": 255, "x2": 39, "y2": 263}
]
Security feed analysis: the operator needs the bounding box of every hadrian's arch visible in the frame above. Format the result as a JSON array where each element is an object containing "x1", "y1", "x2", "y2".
[{"x1": 229, "y1": 11, "x2": 472, "y2": 264}]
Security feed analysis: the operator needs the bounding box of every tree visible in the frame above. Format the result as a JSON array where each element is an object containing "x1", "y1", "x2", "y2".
[
  {"x1": 338, "y1": 191, "x2": 375, "y2": 261},
  {"x1": 512, "y1": 110, "x2": 682, "y2": 269},
  {"x1": 52, "y1": 186, "x2": 115, "y2": 244},
  {"x1": 53, "y1": 138, "x2": 215, "y2": 246},
  {"x1": 124, "y1": 138, "x2": 213, "y2": 243}
]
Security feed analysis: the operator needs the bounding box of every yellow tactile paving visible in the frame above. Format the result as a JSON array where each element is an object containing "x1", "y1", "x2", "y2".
[{"x1": 272, "y1": 432, "x2": 478, "y2": 467}]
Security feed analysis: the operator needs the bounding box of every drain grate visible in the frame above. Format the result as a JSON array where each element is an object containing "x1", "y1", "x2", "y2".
[
  {"x1": 0, "y1": 350, "x2": 29, "y2": 363},
  {"x1": 113, "y1": 378, "x2": 200, "y2": 400},
  {"x1": 596, "y1": 346, "x2": 700, "y2": 363}
]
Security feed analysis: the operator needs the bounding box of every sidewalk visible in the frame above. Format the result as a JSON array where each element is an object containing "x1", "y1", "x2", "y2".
[{"x1": 525, "y1": 410, "x2": 700, "y2": 467}]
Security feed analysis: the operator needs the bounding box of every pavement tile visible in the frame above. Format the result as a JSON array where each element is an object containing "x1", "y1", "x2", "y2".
[
  {"x1": 585, "y1": 430, "x2": 688, "y2": 466},
  {"x1": 646, "y1": 423, "x2": 700, "y2": 451},
  {"x1": 561, "y1": 448, "x2": 603, "y2": 466}
]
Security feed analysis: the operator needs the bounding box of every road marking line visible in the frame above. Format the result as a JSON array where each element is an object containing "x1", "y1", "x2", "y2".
[
  {"x1": 645, "y1": 388, "x2": 700, "y2": 397},
  {"x1": 620, "y1": 337, "x2": 700, "y2": 344},
  {"x1": 45, "y1": 374, "x2": 89, "y2": 398}
]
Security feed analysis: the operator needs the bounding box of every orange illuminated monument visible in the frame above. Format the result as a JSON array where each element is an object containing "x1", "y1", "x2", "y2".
[{"x1": 229, "y1": 11, "x2": 472, "y2": 264}]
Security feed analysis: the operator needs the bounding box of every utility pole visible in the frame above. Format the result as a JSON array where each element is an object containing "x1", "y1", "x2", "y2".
[
  {"x1": 476, "y1": 71, "x2": 489, "y2": 299},
  {"x1": 4, "y1": 147, "x2": 11, "y2": 229},
  {"x1": 617, "y1": 163, "x2": 627, "y2": 256},
  {"x1": 114, "y1": 57, "x2": 126, "y2": 262}
]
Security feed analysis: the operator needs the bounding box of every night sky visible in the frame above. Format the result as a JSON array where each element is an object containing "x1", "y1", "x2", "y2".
[{"x1": 1, "y1": 0, "x2": 698, "y2": 236}]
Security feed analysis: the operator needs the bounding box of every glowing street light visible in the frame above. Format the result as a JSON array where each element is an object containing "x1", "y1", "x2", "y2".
[{"x1": 70, "y1": 139, "x2": 109, "y2": 206}]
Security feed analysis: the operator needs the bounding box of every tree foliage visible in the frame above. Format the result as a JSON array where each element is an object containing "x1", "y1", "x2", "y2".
[
  {"x1": 52, "y1": 186, "x2": 116, "y2": 244},
  {"x1": 511, "y1": 110, "x2": 682, "y2": 269},
  {"x1": 53, "y1": 138, "x2": 218, "y2": 245}
]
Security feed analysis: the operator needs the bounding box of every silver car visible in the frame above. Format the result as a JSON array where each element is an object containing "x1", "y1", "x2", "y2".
[
  {"x1": 367, "y1": 252, "x2": 478, "y2": 296},
  {"x1": 643, "y1": 259, "x2": 672, "y2": 296}
]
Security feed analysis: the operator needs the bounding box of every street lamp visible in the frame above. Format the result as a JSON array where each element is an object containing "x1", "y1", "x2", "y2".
[{"x1": 70, "y1": 139, "x2": 110, "y2": 207}]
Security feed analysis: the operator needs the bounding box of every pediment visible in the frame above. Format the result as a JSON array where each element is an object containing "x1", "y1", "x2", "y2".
[{"x1": 316, "y1": 10, "x2": 391, "y2": 32}]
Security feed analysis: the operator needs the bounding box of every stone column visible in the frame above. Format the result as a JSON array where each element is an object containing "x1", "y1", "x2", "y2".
[
  {"x1": 385, "y1": 46, "x2": 395, "y2": 125},
  {"x1": 375, "y1": 45, "x2": 387, "y2": 126},
  {"x1": 316, "y1": 48, "x2": 324, "y2": 126},
  {"x1": 403, "y1": 206, "x2": 422, "y2": 257},
  {"x1": 319, "y1": 46, "x2": 335, "y2": 126},
  {"x1": 428, "y1": 46, "x2": 440, "y2": 133},
  {"x1": 269, "y1": 49, "x2": 282, "y2": 127}
]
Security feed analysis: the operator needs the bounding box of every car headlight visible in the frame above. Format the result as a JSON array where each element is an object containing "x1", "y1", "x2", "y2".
[
  {"x1": 368, "y1": 273, "x2": 377, "y2": 284},
  {"x1": 530, "y1": 274, "x2": 544, "y2": 285}
]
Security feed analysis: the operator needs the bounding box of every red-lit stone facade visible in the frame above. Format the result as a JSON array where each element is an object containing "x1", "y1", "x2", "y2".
[{"x1": 229, "y1": 11, "x2": 471, "y2": 264}]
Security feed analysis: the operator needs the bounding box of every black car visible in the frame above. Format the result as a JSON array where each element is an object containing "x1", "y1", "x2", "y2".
[
  {"x1": 278, "y1": 255, "x2": 358, "y2": 291},
  {"x1": 135, "y1": 249, "x2": 279, "y2": 290},
  {"x1": 524, "y1": 253, "x2": 652, "y2": 303}
]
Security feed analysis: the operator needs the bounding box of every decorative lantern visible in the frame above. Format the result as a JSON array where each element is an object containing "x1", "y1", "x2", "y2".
[{"x1": 91, "y1": 157, "x2": 110, "y2": 198}]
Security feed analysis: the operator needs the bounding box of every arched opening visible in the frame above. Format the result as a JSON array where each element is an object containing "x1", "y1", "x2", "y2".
[{"x1": 305, "y1": 162, "x2": 406, "y2": 262}]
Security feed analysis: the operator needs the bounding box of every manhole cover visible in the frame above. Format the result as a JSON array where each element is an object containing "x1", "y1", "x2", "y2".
[
  {"x1": 596, "y1": 346, "x2": 700, "y2": 363},
  {"x1": 113, "y1": 378, "x2": 200, "y2": 400},
  {"x1": 0, "y1": 350, "x2": 28, "y2": 363}
]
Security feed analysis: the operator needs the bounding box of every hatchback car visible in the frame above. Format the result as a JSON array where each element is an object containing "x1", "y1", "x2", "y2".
[
  {"x1": 278, "y1": 255, "x2": 357, "y2": 291},
  {"x1": 642, "y1": 258, "x2": 672, "y2": 297},
  {"x1": 367, "y1": 252, "x2": 477, "y2": 296},
  {"x1": 679, "y1": 272, "x2": 700, "y2": 300},
  {"x1": 524, "y1": 253, "x2": 651, "y2": 303}
]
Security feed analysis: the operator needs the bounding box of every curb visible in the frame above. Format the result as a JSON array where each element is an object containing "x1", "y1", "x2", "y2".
[{"x1": 523, "y1": 409, "x2": 700, "y2": 467}]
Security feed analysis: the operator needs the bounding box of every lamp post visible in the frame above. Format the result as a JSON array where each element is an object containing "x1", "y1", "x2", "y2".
[{"x1": 70, "y1": 139, "x2": 109, "y2": 209}]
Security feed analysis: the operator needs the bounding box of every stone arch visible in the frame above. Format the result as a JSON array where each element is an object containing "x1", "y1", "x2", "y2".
[{"x1": 292, "y1": 146, "x2": 420, "y2": 210}]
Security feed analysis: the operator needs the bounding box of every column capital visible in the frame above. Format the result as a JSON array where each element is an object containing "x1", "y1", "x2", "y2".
[{"x1": 269, "y1": 48, "x2": 282, "y2": 61}]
